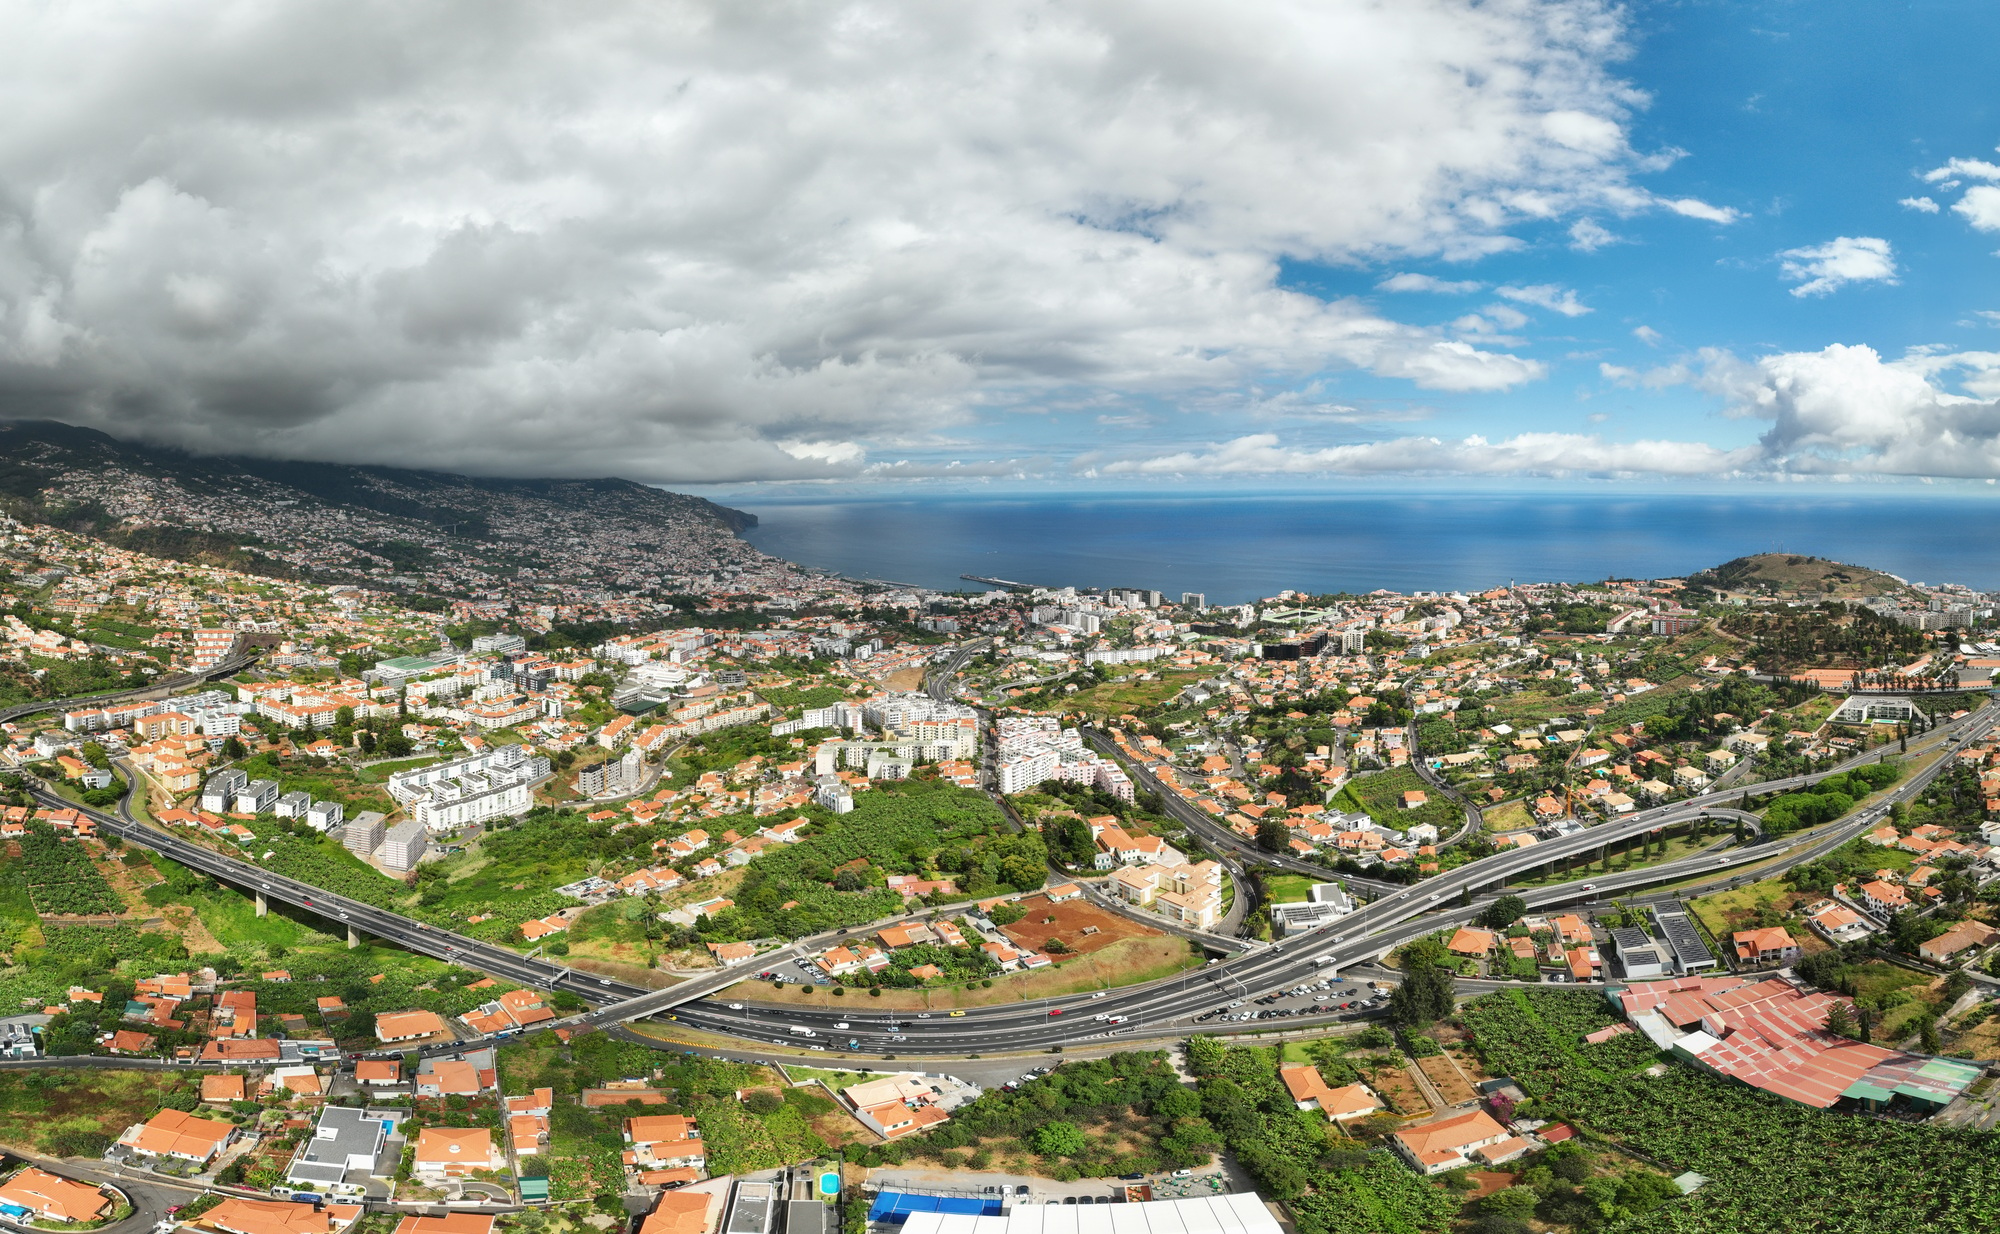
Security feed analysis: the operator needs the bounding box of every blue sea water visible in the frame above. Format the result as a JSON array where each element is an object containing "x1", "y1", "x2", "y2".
[{"x1": 735, "y1": 491, "x2": 2000, "y2": 604}]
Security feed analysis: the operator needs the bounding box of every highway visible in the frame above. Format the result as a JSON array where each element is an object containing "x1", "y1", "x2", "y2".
[
  {"x1": 20, "y1": 653, "x2": 1984, "y2": 1062},
  {"x1": 0, "y1": 651, "x2": 262, "y2": 725},
  {"x1": 650, "y1": 700, "x2": 1995, "y2": 1055}
]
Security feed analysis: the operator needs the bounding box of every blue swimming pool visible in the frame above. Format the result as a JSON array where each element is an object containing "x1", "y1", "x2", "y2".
[{"x1": 868, "y1": 1192, "x2": 1002, "y2": 1224}]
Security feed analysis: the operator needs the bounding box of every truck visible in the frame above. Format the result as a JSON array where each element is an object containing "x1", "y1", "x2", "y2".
[{"x1": 788, "y1": 1025, "x2": 817, "y2": 1037}]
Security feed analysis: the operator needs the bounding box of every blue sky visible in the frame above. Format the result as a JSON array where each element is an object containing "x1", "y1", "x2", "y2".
[
  {"x1": 824, "y1": 0, "x2": 2000, "y2": 496},
  {"x1": 6, "y1": 1, "x2": 2000, "y2": 491}
]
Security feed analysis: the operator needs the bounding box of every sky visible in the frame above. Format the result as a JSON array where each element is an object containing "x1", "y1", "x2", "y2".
[{"x1": 0, "y1": 0, "x2": 1997, "y2": 492}]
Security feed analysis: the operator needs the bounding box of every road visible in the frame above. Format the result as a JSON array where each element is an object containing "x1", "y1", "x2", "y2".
[
  {"x1": 0, "y1": 651, "x2": 261, "y2": 725},
  {"x1": 22, "y1": 651, "x2": 1986, "y2": 1063},
  {"x1": 650, "y1": 701, "x2": 1995, "y2": 1056}
]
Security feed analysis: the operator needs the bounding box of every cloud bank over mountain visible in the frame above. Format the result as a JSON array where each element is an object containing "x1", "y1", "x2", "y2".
[{"x1": 0, "y1": 0, "x2": 1742, "y2": 483}]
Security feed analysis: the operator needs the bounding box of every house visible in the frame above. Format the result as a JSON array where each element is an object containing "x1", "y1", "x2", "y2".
[
  {"x1": 636, "y1": 1191, "x2": 717, "y2": 1234},
  {"x1": 106, "y1": 1029, "x2": 156, "y2": 1055},
  {"x1": 1447, "y1": 927, "x2": 1495, "y2": 957},
  {"x1": 197, "y1": 1197, "x2": 362, "y2": 1234},
  {"x1": 118, "y1": 1108, "x2": 237, "y2": 1164},
  {"x1": 460, "y1": 990, "x2": 556, "y2": 1035},
  {"x1": 1390, "y1": 1109, "x2": 1528, "y2": 1174},
  {"x1": 1920, "y1": 920, "x2": 2000, "y2": 965},
  {"x1": 1279, "y1": 1065, "x2": 1383, "y2": 1122},
  {"x1": 394, "y1": 1216, "x2": 496, "y2": 1234},
  {"x1": 285, "y1": 1105, "x2": 393, "y2": 1197},
  {"x1": 1046, "y1": 883, "x2": 1083, "y2": 902},
  {"x1": 202, "y1": 1074, "x2": 247, "y2": 1103},
  {"x1": 354, "y1": 1059, "x2": 403, "y2": 1087},
  {"x1": 1401, "y1": 790, "x2": 1428, "y2": 810},
  {"x1": 623, "y1": 1114, "x2": 705, "y2": 1170},
  {"x1": 0, "y1": 1167, "x2": 114, "y2": 1224},
  {"x1": 1732, "y1": 927, "x2": 1801, "y2": 968},
  {"x1": 259, "y1": 1067, "x2": 326, "y2": 1099},
  {"x1": 375, "y1": 1009, "x2": 448, "y2": 1043},
  {"x1": 1804, "y1": 900, "x2": 1873, "y2": 945},
  {"x1": 704, "y1": 941, "x2": 758, "y2": 967},
  {"x1": 417, "y1": 1059, "x2": 486, "y2": 1097},
  {"x1": 412, "y1": 1127, "x2": 502, "y2": 1179},
  {"x1": 199, "y1": 1039, "x2": 282, "y2": 1064},
  {"x1": 1859, "y1": 880, "x2": 1909, "y2": 916}
]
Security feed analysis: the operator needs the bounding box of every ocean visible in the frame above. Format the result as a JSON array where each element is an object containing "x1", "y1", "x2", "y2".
[{"x1": 734, "y1": 491, "x2": 2000, "y2": 604}]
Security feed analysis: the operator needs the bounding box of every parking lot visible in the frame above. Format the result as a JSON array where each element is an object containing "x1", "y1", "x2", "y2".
[{"x1": 1194, "y1": 976, "x2": 1386, "y2": 1026}]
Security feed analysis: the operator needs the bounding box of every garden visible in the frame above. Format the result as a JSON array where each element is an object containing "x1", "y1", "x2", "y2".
[{"x1": 1458, "y1": 986, "x2": 2000, "y2": 1232}]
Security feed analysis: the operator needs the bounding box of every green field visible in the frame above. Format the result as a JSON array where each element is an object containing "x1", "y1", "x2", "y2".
[
  {"x1": 1336, "y1": 766, "x2": 1460, "y2": 833},
  {"x1": 1262, "y1": 873, "x2": 1323, "y2": 904}
]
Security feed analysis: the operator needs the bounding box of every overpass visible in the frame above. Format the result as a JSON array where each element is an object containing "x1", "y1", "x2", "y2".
[{"x1": 0, "y1": 651, "x2": 262, "y2": 726}]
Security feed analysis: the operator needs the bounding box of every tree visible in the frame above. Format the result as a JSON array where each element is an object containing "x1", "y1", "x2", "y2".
[
  {"x1": 745, "y1": 1090, "x2": 784, "y2": 1114},
  {"x1": 1480, "y1": 895, "x2": 1528, "y2": 931},
  {"x1": 1390, "y1": 942, "x2": 1457, "y2": 1031},
  {"x1": 1822, "y1": 999, "x2": 1856, "y2": 1039},
  {"x1": 1255, "y1": 821, "x2": 1289, "y2": 853},
  {"x1": 1033, "y1": 1121, "x2": 1087, "y2": 1157},
  {"x1": 1919, "y1": 1014, "x2": 1942, "y2": 1055}
]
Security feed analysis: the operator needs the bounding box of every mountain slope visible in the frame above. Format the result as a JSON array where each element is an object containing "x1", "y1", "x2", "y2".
[{"x1": 0, "y1": 420, "x2": 765, "y2": 597}]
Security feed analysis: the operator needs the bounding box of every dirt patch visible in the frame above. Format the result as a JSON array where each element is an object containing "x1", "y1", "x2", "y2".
[
  {"x1": 568, "y1": 957, "x2": 681, "y2": 989},
  {"x1": 1359, "y1": 1059, "x2": 1433, "y2": 1117},
  {"x1": 154, "y1": 903, "x2": 227, "y2": 954},
  {"x1": 1464, "y1": 1171, "x2": 1515, "y2": 1200},
  {"x1": 1001, "y1": 894, "x2": 1158, "y2": 957},
  {"x1": 883, "y1": 667, "x2": 928, "y2": 693},
  {"x1": 720, "y1": 935, "x2": 1199, "y2": 1011},
  {"x1": 1417, "y1": 1054, "x2": 1477, "y2": 1106}
]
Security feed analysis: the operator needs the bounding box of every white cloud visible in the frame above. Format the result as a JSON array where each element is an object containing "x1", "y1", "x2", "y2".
[
  {"x1": 1102, "y1": 430, "x2": 1753, "y2": 477},
  {"x1": 1377, "y1": 273, "x2": 1485, "y2": 294},
  {"x1": 1899, "y1": 195, "x2": 1939, "y2": 213},
  {"x1": 1924, "y1": 157, "x2": 2000, "y2": 183},
  {"x1": 1777, "y1": 236, "x2": 1897, "y2": 298},
  {"x1": 1568, "y1": 218, "x2": 1616, "y2": 250},
  {"x1": 1952, "y1": 186, "x2": 2000, "y2": 232},
  {"x1": 1633, "y1": 325, "x2": 1663, "y2": 346},
  {"x1": 0, "y1": 0, "x2": 1718, "y2": 481},
  {"x1": 1656, "y1": 196, "x2": 1742, "y2": 224},
  {"x1": 1496, "y1": 283, "x2": 1591, "y2": 316}
]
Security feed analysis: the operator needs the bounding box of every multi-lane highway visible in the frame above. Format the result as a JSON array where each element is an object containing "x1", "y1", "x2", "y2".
[
  {"x1": 24, "y1": 673, "x2": 1987, "y2": 1061},
  {"x1": 0, "y1": 651, "x2": 262, "y2": 725},
  {"x1": 664, "y1": 701, "x2": 1994, "y2": 1055}
]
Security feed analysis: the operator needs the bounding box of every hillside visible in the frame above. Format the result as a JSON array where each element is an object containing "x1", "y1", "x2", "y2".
[
  {"x1": 0, "y1": 420, "x2": 765, "y2": 600},
  {"x1": 1686, "y1": 553, "x2": 1911, "y2": 600}
]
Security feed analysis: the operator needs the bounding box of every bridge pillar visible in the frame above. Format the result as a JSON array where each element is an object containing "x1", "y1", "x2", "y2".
[
  {"x1": 255, "y1": 891, "x2": 267, "y2": 918},
  {"x1": 347, "y1": 924, "x2": 362, "y2": 949}
]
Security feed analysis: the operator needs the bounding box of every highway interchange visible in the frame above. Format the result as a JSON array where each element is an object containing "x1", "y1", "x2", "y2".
[{"x1": 17, "y1": 656, "x2": 1994, "y2": 1063}]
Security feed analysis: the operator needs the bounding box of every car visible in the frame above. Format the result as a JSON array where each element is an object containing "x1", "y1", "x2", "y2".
[
  {"x1": 1048, "y1": 1008, "x2": 1064, "y2": 1016},
  {"x1": 599, "y1": 978, "x2": 612, "y2": 986},
  {"x1": 1428, "y1": 893, "x2": 1440, "y2": 901},
  {"x1": 729, "y1": 1003, "x2": 744, "y2": 1010},
  {"x1": 949, "y1": 1010, "x2": 966, "y2": 1017},
  {"x1": 810, "y1": 1044, "x2": 825, "y2": 1051},
  {"x1": 1580, "y1": 883, "x2": 1596, "y2": 892},
  {"x1": 1172, "y1": 1169, "x2": 1193, "y2": 1178},
  {"x1": 1062, "y1": 1198, "x2": 1077, "y2": 1206},
  {"x1": 1091, "y1": 991, "x2": 1107, "y2": 999},
  {"x1": 918, "y1": 1013, "x2": 932, "y2": 1018},
  {"x1": 1093, "y1": 1013, "x2": 1109, "y2": 1021},
  {"x1": 1717, "y1": 856, "x2": 1730, "y2": 864},
  {"x1": 303, "y1": 897, "x2": 313, "y2": 906},
  {"x1": 1016, "y1": 1186, "x2": 1031, "y2": 1197}
]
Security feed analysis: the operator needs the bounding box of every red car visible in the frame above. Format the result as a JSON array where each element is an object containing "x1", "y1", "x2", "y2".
[{"x1": 1048, "y1": 1008, "x2": 1064, "y2": 1016}]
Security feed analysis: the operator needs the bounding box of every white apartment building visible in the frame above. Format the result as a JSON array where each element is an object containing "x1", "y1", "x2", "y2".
[{"x1": 391, "y1": 745, "x2": 550, "y2": 834}]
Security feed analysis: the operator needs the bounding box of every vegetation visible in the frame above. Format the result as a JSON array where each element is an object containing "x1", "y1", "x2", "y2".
[
  {"x1": 18, "y1": 824, "x2": 124, "y2": 916},
  {"x1": 1461, "y1": 986, "x2": 2000, "y2": 1232}
]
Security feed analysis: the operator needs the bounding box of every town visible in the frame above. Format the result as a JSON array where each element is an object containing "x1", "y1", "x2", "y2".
[{"x1": 4, "y1": 507, "x2": 2000, "y2": 1234}]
